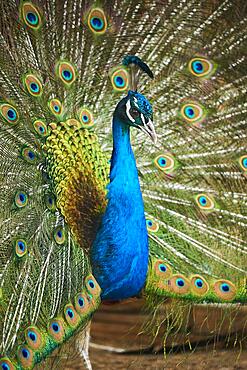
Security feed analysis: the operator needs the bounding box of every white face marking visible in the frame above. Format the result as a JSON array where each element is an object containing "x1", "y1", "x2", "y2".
[
  {"x1": 126, "y1": 99, "x2": 135, "y2": 122},
  {"x1": 146, "y1": 118, "x2": 157, "y2": 144},
  {"x1": 141, "y1": 113, "x2": 145, "y2": 125}
]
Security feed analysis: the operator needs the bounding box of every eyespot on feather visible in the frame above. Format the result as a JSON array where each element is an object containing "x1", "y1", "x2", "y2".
[
  {"x1": 53, "y1": 227, "x2": 66, "y2": 244},
  {"x1": 109, "y1": 67, "x2": 129, "y2": 92},
  {"x1": 146, "y1": 219, "x2": 159, "y2": 233},
  {"x1": 14, "y1": 191, "x2": 28, "y2": 208},
  {"x1": 154, "y1": 153, "x2": 177, "y2": 174},
  {"x1": 190, "y1": 275, "x2": 209, "y2": 296},
  {"x1": 154, "y1": 259, "x2": 172, "y2": 279},
  {"x1": 48, "y1": 98, "x2": 63, "y2": 117},
  {"x1": 74, "y1": 292, "x2": 91, "y2": 316},
  {"x1": 195, "y1": 193, "x2": 215, "y2": 210},
  {"x1": 169, "y1": 274, "x2": 190, "y2": 294},
  {"x1": 180, "y1": 102, "x2": 207, "y2": 125},
  {"x1": 55, "y1": 61, "x2": 77, "y2": 86},
  {"x1": 85, "y1": 275, "x2": 101, "y2": 297},
  {"x1": 21, "y1": 2, "x2": 42, "y2": 30},
  {"x1": 0, "y1": 358, "x2": 16, "y2": 370},
  {"x1": 15, "y1": 239, "x2": 28, "y2": 257},
  {"x1": 17, "y1": 345, "x2": 34, "y2": 369},
  {"x1": 23, "y1": 74, "x2": 43, "y2": 97},
  {"x1": 87, "y1": 8, "x2": 107, "y2": 35},
  {"x1": 20, "y1": 146, "x2": 37, "y2": 164},
  {"x1": 64, "y1": 304, "x2": 81, "y2": 328},
  {"x1": 0, "y1": 103, "x2": 19, "y2": 125},
  {"x1": 239, "y1": 155, "x2": 247, "y2": 172},
  {"x1": 213, "y1": 279, "x2": 236, "y2": 301},
  {"x1": 45, "y1": 193, "x2": 56, "y2": 212},
  {"x1": 25, "y1": 326, "x2": 44, "y2": 350},
  {"x1": 78, "y1": 108, "x2": 95, "y2": 129},
  {"x1": 48, "y1": 318, "x2": 66, "y2": 343},
  {"x1": 188, "y1": 57, "x2": 217, "y2": 78},
  {"x1": 33, "y1": 119, "x2": 49, "y2": 137}
]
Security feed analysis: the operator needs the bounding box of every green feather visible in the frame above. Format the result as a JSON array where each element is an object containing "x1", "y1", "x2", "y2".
[{"x1": 0, "y1": 0, "x2": 246, "y2": 368}]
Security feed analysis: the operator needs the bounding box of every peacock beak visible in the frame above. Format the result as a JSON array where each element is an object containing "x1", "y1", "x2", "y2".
[{"x1": 138, "y1": 118, "x2": 157, "y2": 144}]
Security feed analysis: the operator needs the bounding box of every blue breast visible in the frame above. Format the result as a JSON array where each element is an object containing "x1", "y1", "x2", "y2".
[{"x1": 90, "y1": 117, "x2": 149, "y2": 301}]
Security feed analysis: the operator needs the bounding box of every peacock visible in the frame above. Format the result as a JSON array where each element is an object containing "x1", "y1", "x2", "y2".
[{"x1": 0, "y1": 0, "x2": 246, "y2": 369}]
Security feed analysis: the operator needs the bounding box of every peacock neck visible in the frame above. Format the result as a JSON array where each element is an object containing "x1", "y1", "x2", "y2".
[
  {"x1": 110, "y1": 117, "x2": 135, "y2": 184},
  {"x1": 90, "y1": 116, "x2": 149, "y2": 301}
]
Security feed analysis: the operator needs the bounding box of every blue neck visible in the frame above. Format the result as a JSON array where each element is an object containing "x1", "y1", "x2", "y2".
[{"x1": 90, "y1": 116, "x2": 149, "y2": 301}]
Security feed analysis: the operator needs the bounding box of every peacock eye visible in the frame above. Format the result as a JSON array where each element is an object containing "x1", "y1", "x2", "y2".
[
  {"x1": 130, "y1": 108, "x2": 139, "y2": 117},
  {"x1": 21, "y1": 2, "x2": 42, "y2": 30},
  {"x1": 87, "y1": 8, "x2": 107, "y2": 35}
]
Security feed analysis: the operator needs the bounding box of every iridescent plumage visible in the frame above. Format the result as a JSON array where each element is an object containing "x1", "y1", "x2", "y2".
[{"x1": 0, "y1": 1, "x2": 246, "y2": 369}]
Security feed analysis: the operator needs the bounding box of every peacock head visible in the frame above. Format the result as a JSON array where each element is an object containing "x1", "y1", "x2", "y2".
[
  {"x1": 114, "y1": 90, "x2": 157, "y2": 143},
  {"x1": 114, "y1": 55, "x2": 157, "y2": 142}
]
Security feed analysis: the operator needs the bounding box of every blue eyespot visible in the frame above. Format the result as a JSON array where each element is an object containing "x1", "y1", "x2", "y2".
[
  {"x1": 39, "y1": 126, "x2": 44, "y2": 133},
  {"x1": 242, "y1": 158, "x2": 247, "y2": 168},
  {"x1": 0, "y1": 104, "x2": 19, "y2": 124},
  {"x1": 88, "y1": 9, "x2": 107, "y2": 35},
  {"x1": 199, "y1": 196, "x2": 207, "y2": 206},
  {"x1": 15, "y1": 191, "x2": 28, "y2": 208},
  {"x1": 195, "y1": 278, "x2": 203, "y2": 288},
  {"x1": 158, "y1": 264, "x2": 167, "y2": 273},
  {"x1": 62, "y1": 70, "x2": 72, "y2": 81},
  {"x1": 52, "y1": 323, "x2": 60, "y2": 332},
  {"x1": 15, "y1": 239, "x2": 27, "y2": 257},
  {"x1": 176, "y1": 278, "x2": 185, "y2": 287},
  {"x1": 54, "y1": 105, "x2": 59, "y2": 112},
  {"x1": 30, "y1": 82, "x2": 39, "y2": 92},
  {"x1": 28, "y1": 150, "x2": 35, "y2": 160},
  {"x1": 191, "y1": 61, "x2": 204, "y2": 74},
  {"x1": 17, "y1": 241, "x2": 24, "y2": 250},
  {"x1": 45, "y1": 194, "x2": 56, "y2": 212},
  {"x1": 78, "y1": 297, "x2": 84, "y2": 307},
  {"x1": 90, "y1": 17, "x2": 104, "y2": 31},
  {"x1": 82, "y1": 115, "x2": 89, "y2": 122},
  {"x1": 56, "y1": 62, "x2": 76, "y2": 85},
  {"x1": 157, "y1": 157, "x2": 166, "y2": 167},
  {"x1": 146, "y1": 219, "x2": 159, "y2": 232},
  {"x1": 18, "y1": 241, "x2": 25, "y2": 251},
  {"x1": 88, "y1": 279, "x2": 95, "y2": 289},
  {"x1": 7, "y1": 108, "x2": 17, "y2": 120},
  {"x1": 26, "y1": 12, "x2": 38, "y2": 25},
  {"x1": 21, "y1": 147, "x2": 37, "y2": 163},
  {"x1": 114, "y1": 76, "x2": 124, "y2": 88},
  {"x1": 54, "y1": 227, "x2": 66, "y2": 244},
  {"x1": 66, "y1": 308, "x2": 74, "y2": 319},
  {"x1": 21, "y1": 348, "x2": 30, "y2": 359},
  {"x1": 220, "y1": 283, "x2": 230, "y2": 293},
  {"x1": 28, "y1": 330, "x2": 37, "y2": 342},
  {"x1": 1, "y1": 364, "x2": 10, "y2": 370},
  {"x1": 184, "y1": 106, "x2": 195, "y2": 118},
  {"x1": 196, "y1": 194, "x2": 214, "y2": 210}
]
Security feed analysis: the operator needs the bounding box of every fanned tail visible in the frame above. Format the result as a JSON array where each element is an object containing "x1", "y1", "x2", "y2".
[{"x1": 0, "y1": 1, "x2": 246, "y2": 368}]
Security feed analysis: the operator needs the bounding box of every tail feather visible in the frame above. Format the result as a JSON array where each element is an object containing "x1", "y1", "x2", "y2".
[{"x1": 0, "y1": 0, "x2": 246, "y2": 368}]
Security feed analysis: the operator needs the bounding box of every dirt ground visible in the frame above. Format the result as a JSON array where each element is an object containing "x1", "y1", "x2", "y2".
[
  {"x1": 65, "y1": 300, "x2": 247, "y2": 370},
  {"x1": 89, "y1": 346, "x2": 247, "y2": 370},
  {"x1": 40, "y1": 300, "x2": 247, "y2": 369}
]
